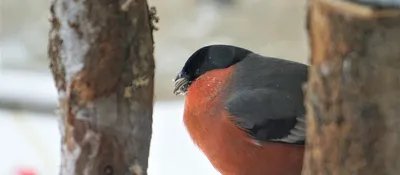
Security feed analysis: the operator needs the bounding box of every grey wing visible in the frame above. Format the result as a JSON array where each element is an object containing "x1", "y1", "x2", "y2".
[
  {"x1": 226, "y1": 89, "x2": 305, "y2": 143},
  {"x1": 225, "y1": 89, "x2": 306, "y2": 144},
  {"x1": 222, "y1": 53, "x2": 308, "y2": 144}
]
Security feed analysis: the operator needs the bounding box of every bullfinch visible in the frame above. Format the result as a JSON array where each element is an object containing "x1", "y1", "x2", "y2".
[{"x1": 173, "y1": 44, "x2": 308, "y2": 175}]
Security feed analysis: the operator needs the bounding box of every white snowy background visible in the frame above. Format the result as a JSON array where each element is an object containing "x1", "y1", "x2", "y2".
[
  {"x1": 0, "y1": 71, "x2": 219, "y2": 175},
  {"x1": 0, "y1": 0, "x2": 307, "y2": 174}
]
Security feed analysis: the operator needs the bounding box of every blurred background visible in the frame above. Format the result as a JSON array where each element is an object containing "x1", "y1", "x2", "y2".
[{"x1": 0, "y1": 0, "x2": 308, "y2": 174}]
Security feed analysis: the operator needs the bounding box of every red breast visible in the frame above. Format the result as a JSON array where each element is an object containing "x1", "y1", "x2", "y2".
[{"x1": 183, "y1": 66, "x2": 304, "y2": 175}]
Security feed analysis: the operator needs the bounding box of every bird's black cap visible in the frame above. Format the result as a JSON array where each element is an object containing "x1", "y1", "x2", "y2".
[{"x1": 173, "y1": 44, "x2": 252, "y2": 95}]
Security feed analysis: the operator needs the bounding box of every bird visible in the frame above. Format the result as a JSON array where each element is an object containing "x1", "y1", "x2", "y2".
[{"x1": 173, "y1": 44, "x2": 308, "y2": 175}]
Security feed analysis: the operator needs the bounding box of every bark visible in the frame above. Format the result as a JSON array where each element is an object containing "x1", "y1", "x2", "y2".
[
  {"x1": 303, "y1": 0, "x2": 400, "y2": 175},
  {"x1": 48, "y1": 0, "x2": 157, "y2": 174}
]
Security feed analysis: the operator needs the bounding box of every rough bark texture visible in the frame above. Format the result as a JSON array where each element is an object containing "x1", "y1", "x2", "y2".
[
  {"x1": 48, "y1": 0, "x2": 157, "y2": 174},
  {"x1": 303, "y1": 0, "x2": 400, "y2": 175}
]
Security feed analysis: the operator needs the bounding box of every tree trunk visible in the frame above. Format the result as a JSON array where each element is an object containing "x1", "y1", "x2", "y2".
[
  {"x1": 303, "y1": 0, "x2": 400, "y2": 174},
  {"x1": 48, "y1": 0, "x2": 157, "y2": 174}
]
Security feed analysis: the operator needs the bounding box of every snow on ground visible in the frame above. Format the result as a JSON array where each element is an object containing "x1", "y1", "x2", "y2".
[{"x1": 0, "y1": 101, "x2": 220, "y2": 175}]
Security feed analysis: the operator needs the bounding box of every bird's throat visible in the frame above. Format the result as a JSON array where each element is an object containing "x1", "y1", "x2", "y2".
[{"x1": 182, "y1": 66, "x2": 233, "y2": 143}]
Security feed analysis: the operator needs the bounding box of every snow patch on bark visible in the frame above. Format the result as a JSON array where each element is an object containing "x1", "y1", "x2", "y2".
[
  {"x1": 54, "y1": 0, "x2": 99, "y2": 83},
  {"x1": 82, "y1": 129, "x2": 101, "y2": 159},
  {"x1": 61, "y1": 143, "x2": 82, "y2": 174},
  {"x1": 129, "y1": 161, "x2": 143, "y2": 175}
]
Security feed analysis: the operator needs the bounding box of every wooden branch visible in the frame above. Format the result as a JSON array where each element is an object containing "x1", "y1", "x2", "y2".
[
  {"x1": 303, "y1": 0, "x2": 400, "y2": 174},
  {"x1": 48, "y1": 0, "x2": 156, "y2": 174}
]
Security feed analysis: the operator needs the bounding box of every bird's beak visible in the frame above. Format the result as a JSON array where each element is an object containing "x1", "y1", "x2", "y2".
[{"x1": 173, "y1": 73, "x2": 190, "y2": 96}]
